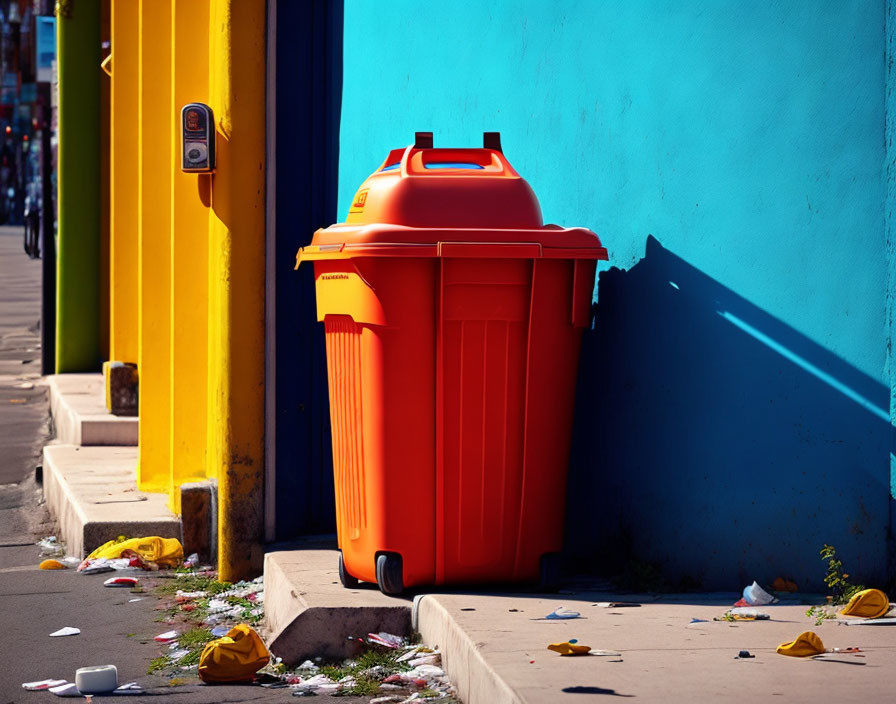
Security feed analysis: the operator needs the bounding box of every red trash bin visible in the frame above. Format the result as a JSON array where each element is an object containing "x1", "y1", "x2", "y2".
[{"x1": 297, "y1": 132, "x2": 608, "y2": 594}]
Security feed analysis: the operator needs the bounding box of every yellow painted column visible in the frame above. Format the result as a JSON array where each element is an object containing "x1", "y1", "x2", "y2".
[
  {"x1": 136, "y1": 0, "x2": 173, "y2": 494},
  {"x1": 109, "y1": 0, "x2": 139, "y2": 366},
  {"x1": 208, "y1": 0, "x2": 266, "y2": 581},
  {"x1": 169, "y1": 0, "x2": 211, "y2": 513}
]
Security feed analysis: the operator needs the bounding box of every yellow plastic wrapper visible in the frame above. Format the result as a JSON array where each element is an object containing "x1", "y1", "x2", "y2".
[
  {"x1": 39, "y1": 559, "x2": 67, "y2": 570},
  {"x1": 88, "y1": 536, "x2": 184, "y2": 567},
  {"x1": 839, "y1": 588, "x2": 891, "y2": 619},
  {"x1": 547, "y1": 641, "x2": 592, "y2": 656},
  {"x1": 776, "y1": 631, "x2": 825, "y2": 657},
  {"x1": 198, "y1": 624, "x2": 270, "y2": 683}
]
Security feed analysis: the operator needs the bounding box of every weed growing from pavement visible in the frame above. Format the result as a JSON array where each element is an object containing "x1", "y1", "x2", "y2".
[
  {"x1": 314, "y1": 648, "x2": 415, "y2": 696},
  {"x1": 148, "y1": 571, "x2": 264, "y2": 675},
  {"x1": 145, "y1": 628, "x2": 216, "y2": 674},
  {"x1": 805, "y1": 605, "x2": 837, "y2": 626},
  {"x1": 819, "y1": 544, "x2": 864, "y2": 604},
  {"x1": 176, "y1": 627, "x2": 215, "y2": 650},
  {"x1": 147, "y1": 657, "x2": 169, "y2": 674},
  {"x1": 154, "y1": 573, "x2": 232, "y2": 596},
  {"x1": 803, "y1": 543, "x2": 867, "y2": 625}
]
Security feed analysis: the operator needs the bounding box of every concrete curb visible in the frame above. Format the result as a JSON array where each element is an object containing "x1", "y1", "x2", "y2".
[
  {"x1": 42, "y1": 444, "x2": 181, "y2": 558},
  {"x1": 47, "y1": 374, "x2": 138, "y2": 446},
  {"x1": 414, "y1": 594, "x2": 523, "y2": 704},
  {"x1": 264, "y1": 549, "x2": 411, "y2": 665}
]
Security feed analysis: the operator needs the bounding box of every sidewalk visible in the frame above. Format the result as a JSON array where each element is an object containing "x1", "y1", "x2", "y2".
[{"x1": 266, "y1": 548, "x2": 896, "y2": 704}]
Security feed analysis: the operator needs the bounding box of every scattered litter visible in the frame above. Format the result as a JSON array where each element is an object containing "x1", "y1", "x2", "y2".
[
  {"x1": 742, "y1": 581, "x2": 778, "y2": 606},
  {"x1": 77, "y1": 559, "x2": 116, "y2": 575},
  {"x1": 49, "y1": 627, "x2": 80, "y2": 637},
  {"x1": 127, "y1": 598, "x2": 143, "y2": 603},
  {"x1": 184, "y1": 553, "x2": 200, "y2": 568},
  {"x1": 39, "y1": 559, "x2": 67, "y2": 570},
  {"x1": 838, "y1": 617, "x2": 896, "y2": 626},
  {"x1": 718, "y1": 607, "x2": 770, "y2": 621},
  {"x1": 593, "y1": 602, "x2": 641, "y2": 608},
  {"x1": 547, "y1": 641, "x2": 592, "y2": 656},
  {"x1": 88, "y1": 536, "x2": 183, "y2": 567},
  {"x1": 198, "y1": 624, "x2": 269, "y2": 683},
  {"x1": 76, "y1": 665, "x2": 118, "y2": 694},
  {"x1": 113, "y1": 682, "x2": 143, "y2": 693},
  {"x1": 589, "y1": 650, "x2": 622, "y2": 657},
  {"x1": 370, "y1": 697, "x2": 402, "y2": 704},
  {"x1": 22, "y1": 679, "x2": 67, "y2": 690},
  {"x1": 460, "y1": 607, "x2": 476, "y2": 611},
  {"x1": 210, "y1": 625, "x2": 230, "y2": 637},
  {"x1": 831, "y1": 647, "x2": 862, "y2": 653},
  {"x1": 169, "y1": 648, "x2": 190, "y2": 661},
  {"x1": 839, "y1": 589, "x2": 891, "y2": 619},
  {"x1": 176, "y1": 590, "x2": 207, "y2": 599},
  {"x1": 366, "y1": 632, "x2": 405, "y2": 649},
  {"x1": 48, "y1": 682, "x2": 80, "y2": 697},
  {"x1": 689, "y1": 618, "x2": 709, "y2": 624},
  {"x1": 104, "y1": 577, "x2": 139, "y2": 588},
  {"x1": 735, "y1": 650, "x2": 755, "y2": 659},
  {"x1": 544, "y1": 607, "x2": 581, "y2": 620},
  {"x1": 37, "y1": 536, "x2": 64, "y2": 558},
  {"x1": 776, "y1": 631, "x2": 825, "y2": 657},
  {"x1": 154, "y1": 630, "x2": 178, "y2": 643}
]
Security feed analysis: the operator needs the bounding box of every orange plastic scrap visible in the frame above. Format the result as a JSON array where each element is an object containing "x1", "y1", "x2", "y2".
[
  {"x1": 39, "y1": 559, "x2": 67, "y2": 570},
  {"x1": 198, "y1": 624, "x2": 270, "y2": 683},
  {"x1": 772, "y1": 577, "x2": 798, "y2": 593},
  {"x1": 776, "y1": 631, "x2": 825, "y2": 657},
  {"x1": 839, "y1": 589, "x2": 891, "y2": 619},
  {"x1": 547, "y1": 641, "x2": 592, "y2": 656}
]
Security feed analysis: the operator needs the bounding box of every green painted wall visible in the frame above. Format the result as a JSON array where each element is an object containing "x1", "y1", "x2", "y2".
[{"x1": 56, "y1": 0, "x2": 101, "y2": 372}]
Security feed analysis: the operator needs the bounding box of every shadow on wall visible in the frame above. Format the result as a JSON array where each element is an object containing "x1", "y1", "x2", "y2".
[{"x1": 565, "y1": 236, "x2": 892, "y2": 591}]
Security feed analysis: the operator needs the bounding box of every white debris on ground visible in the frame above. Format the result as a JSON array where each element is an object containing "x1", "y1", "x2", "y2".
[
  {"x1": 160, "y1": 573, "x2": 459, "y2": 700},
  {"x1": 277, "y1": 636, "x2": 459, "y2": 701}
]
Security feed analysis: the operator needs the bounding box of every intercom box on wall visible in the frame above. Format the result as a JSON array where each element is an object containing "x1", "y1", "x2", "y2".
[{"x1": 181, "y1": 103, "x2": 215, "y2": 173}]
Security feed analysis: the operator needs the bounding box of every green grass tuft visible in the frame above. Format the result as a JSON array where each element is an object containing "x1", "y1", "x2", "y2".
[
  {"x1": 147, "y1": 656, "x2": 170, "y2": 674},
  {"x1": 154, "y1": 574, "x2": 232, "y2": 596}
]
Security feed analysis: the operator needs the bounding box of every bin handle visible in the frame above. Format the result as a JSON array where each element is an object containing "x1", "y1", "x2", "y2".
[{"x1": 400, "y1": 132, "x2": 518, "y2": 178}]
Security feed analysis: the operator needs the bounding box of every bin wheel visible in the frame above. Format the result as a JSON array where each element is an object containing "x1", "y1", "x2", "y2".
[
  {"x1": 539, "y1": 552, "x2": 562, "y2": 593},
  {"x1": 375, "y1": 553, "x2": 404, "y2": 596},
  {"x1": 338, "y1": 551, "x2": 359, "y2": 589}
]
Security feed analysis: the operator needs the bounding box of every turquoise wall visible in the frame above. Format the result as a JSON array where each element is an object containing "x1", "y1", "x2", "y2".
[{"x1": 338, "y1": 0, "x2": 891, "y2": 589}]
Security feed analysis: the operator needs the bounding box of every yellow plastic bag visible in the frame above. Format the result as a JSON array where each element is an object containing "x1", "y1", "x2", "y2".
[
  {"x1": 839, "y1": 589, "x2": 891, "y2": 619},
  {"x1": 198, "y1": 624, "x2": 270, "y2": 683},
  {"x1": 88, "y1": 536, "x2": 184, "y2": 567},
  {"x1": 86, "y1": 535, "x2": 127, "y2": 560}
]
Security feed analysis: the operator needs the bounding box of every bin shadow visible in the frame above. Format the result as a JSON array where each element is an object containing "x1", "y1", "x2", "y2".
[{"x1": 565, "y1": 235, "x2": 893, "y2": 591}]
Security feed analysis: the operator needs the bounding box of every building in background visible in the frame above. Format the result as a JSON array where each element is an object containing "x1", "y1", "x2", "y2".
[{"x1": 43, "y1": 0, "x2": 896, "y2": 590}]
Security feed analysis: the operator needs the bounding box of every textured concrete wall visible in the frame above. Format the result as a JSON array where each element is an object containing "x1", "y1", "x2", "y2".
[{"x1": 339, "y1": 0, "x2": 890, "y2": 589}]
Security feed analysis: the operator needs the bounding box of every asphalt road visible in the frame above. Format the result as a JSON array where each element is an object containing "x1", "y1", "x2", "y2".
[{"x1": 0, "y1": 228, "x2": 374, "y2": 703}]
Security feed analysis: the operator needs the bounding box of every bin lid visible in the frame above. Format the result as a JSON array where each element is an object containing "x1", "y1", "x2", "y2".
[{"x1": 298, "y1": 132, "x2": 609, "y2": 264}]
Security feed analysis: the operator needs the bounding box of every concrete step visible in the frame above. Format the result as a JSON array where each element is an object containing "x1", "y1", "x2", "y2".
[
  {"x1": 264, "y1": 545, "x2": 411, "y2": 664},
  {"x1": 42, "y1": 444, "x2": 181, "y2": 559},
  {"x1": 48, "y1": 373, "x2": 138, "y2": 446}
]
